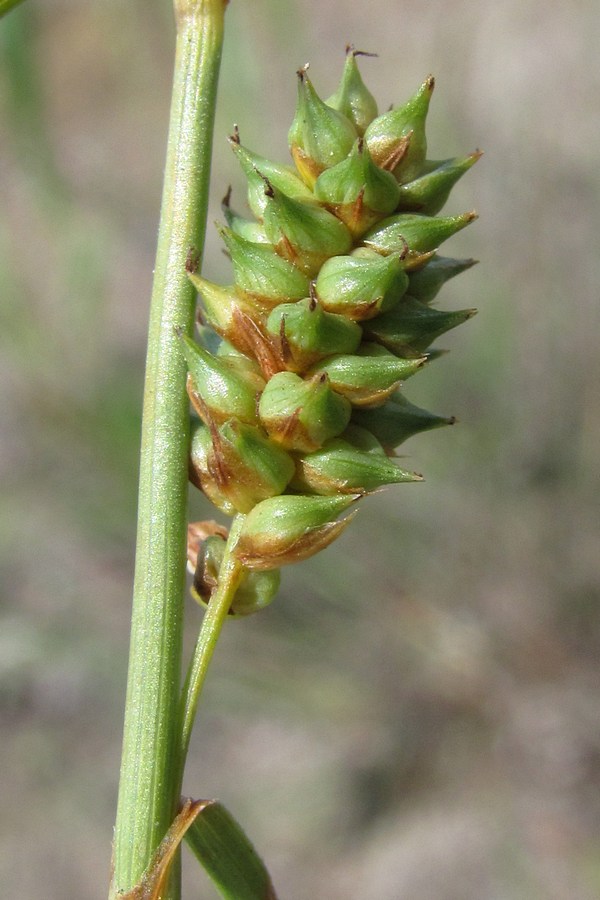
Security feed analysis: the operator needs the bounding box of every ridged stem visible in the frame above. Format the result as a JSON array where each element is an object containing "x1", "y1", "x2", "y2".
[{"x1": 110, "y1": 2, "x2": 226, "y2": 898}]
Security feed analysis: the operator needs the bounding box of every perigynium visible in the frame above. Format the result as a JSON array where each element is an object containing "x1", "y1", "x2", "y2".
[{"x1": 184, "y1": 47, "x2": 479, "y2": 609}]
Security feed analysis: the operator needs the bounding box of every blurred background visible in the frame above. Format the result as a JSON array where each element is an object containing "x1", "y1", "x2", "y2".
[{"x1": 1, "y1": 1, "x2": 599, "y2": 897}]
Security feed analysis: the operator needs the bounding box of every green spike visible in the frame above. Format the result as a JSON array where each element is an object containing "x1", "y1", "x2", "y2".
[
  {"x1": 179, "y1": 332, "x2": 262, "y2": 426},
  {"x1": 292, "y1": 437, "x2": 422, "y2": 495},
  {"x1": 190, "y1": 534, "x2": 280, "y2": 617},
  {"x1": 362, "y1": 210, "x2": 477, "y2": 258},
  {"x1": 406, "y1": 255, "x2": 477, "y2": 303},
  {"x1": 189, "y1": 420, "x2": 295, "y2": 515},
  {"x1": 352, "y1": 391, "x2": 456, "y2": 449},
  {"x1": 325, "y1": 47, "x2": 379, "y2": 135},
  {"x1": 229, "y1": 131, "x2": 316, "y2": 219},
  {"x1": 261, "y1": 180, "x2": 352, "y2": 276},
  {"x1": 182, "y1": 58, "x2": 480, "y2": 583},
  {"x1": 258, "y1": 371, "x2": 351, "y2": 452},
  {"x1": 396, "y1": 151, "x2": 483, "y2": 215},
  {"x1": 314, "y1": 138, "x2": 401, "y2": 237},
  {"x1": 288, "y1": 66, "x2": 357, "y2": 187},
  {"x1": 236, "y1": 494, "x2": 359, "y2": 570},
  {"x1": 363, "y1": 296, "x2": 477, "y2": 353},
  {"x1": 218, "y1": 225, "x2": 310, "y2": 307},
  {"x1": 265, "y1": 294, "x2": 362, "y2": 372},
  {"x1": 315, "y1": 250, "x2": 409, "y2": 320},
  {"x1": 364, "y1": 75, "x2": 434, "y2": 181},
  {"x1": 308, "y1": 342, "x2": 426, "y2": 406}
]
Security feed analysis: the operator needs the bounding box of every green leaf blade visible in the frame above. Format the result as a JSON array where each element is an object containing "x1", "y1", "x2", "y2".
[{"x1": 185, "y1": 802, "x2": 277, "y2": 900}]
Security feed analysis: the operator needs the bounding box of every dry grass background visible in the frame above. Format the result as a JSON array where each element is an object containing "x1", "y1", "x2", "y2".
[{"x1": 1, "y1": 1, "x2": 599, "y2": 897}]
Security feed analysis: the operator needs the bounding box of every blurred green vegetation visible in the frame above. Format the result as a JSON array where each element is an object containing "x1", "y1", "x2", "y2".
[{"x1": 1, "y1": 1, "x2": 599, "y2": 898}]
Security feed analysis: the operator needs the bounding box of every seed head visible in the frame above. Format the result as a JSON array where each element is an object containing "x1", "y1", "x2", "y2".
[{"x1": 184, "y1": 52, "x2": 479, "y2": 612}]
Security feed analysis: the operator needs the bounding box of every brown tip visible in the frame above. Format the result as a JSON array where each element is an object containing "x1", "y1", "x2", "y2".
[
  {"x1": 221, "y1": 185, "x2": 232, "y2": 209},
  {"x1": 347, "y1": 45, "x2": 378, "y2": 59},
  {"x1": 229, "y1": 124, "x2": 240, "y2": 145},
  {"x1": 425, "y1": 74, "x2": 435, "y2": 92},
  {"x1": 447, "y1": 416, "x2": 457, "y2": 425},
  {"x1": 297, "y1": 63, "x2": 309, "y2": 81}
]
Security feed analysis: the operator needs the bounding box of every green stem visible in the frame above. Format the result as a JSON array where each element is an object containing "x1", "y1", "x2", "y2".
[
  {"x1": 179, "y1": 515, "x2": 245, "y2": 775},
  {"x1": 110, "y1": 3, "x2": 226, "y2": 898}
]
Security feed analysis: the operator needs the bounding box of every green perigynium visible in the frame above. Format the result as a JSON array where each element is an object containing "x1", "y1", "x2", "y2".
[{"x1": 185, "y1": 48, "x2": 479, "y2": 605}]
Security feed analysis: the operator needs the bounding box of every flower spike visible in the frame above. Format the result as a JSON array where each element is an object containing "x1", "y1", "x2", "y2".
[{"x1": 184, "y1": 55, "x2": 479, "y2": 610}]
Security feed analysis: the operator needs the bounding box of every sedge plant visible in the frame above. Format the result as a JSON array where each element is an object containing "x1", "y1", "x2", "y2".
[{"x1": 107, "y1": 2, "x2": 479, "y2": 897}]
